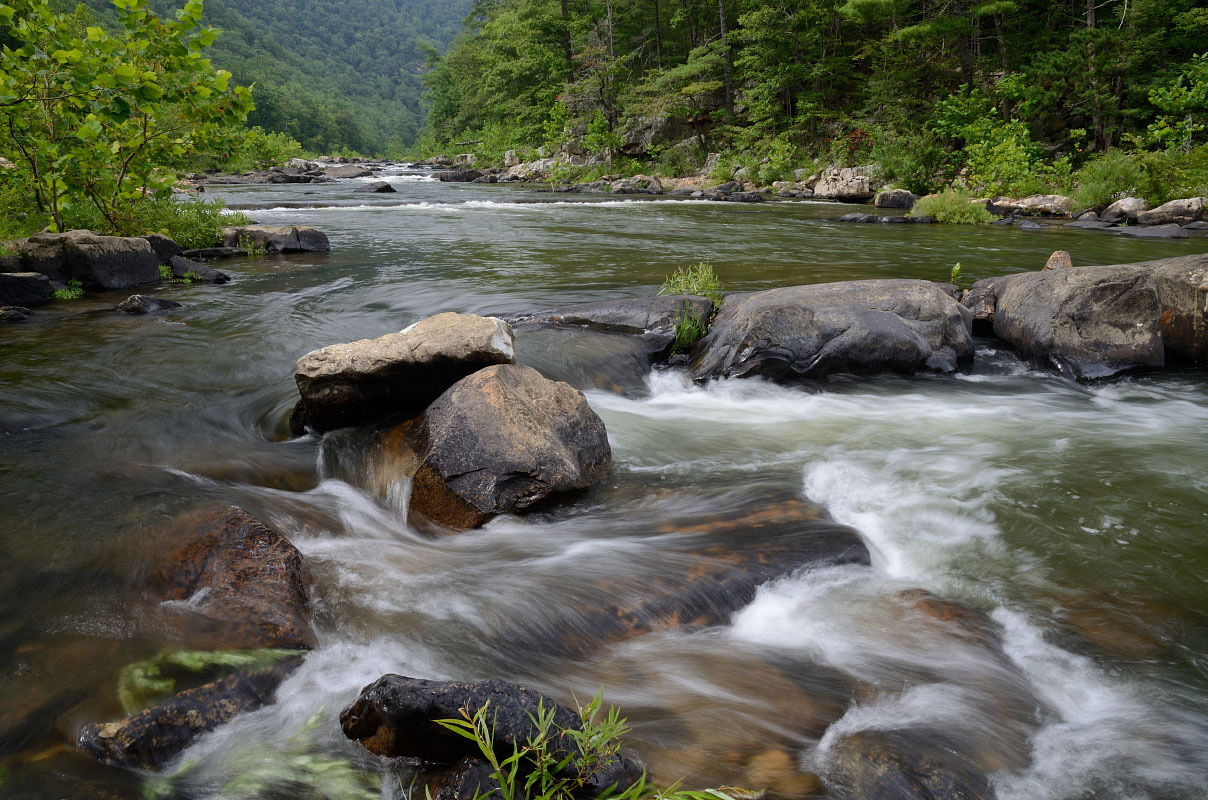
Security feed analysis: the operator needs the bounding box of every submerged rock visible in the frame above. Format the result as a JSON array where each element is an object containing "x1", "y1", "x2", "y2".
[
  {"x1": 692, "y1": 280, "x2": 973, "y2": 382},
  {"x1": 150, "y1": 506, "x2": 313, "y2": 650},
  {"x1": 0, "y1": 272, "x2": 53, "y2": 307},
  {"x1": 826, "y1": 731, "x2": 997, "y2": 800},
  {"x1": 507, "y1": 295, "x2": 716, "y2": 361},
  {"x1": 965, "y1": 254, "x2": 1208, "y2": 377},
  {"x1": 116, "y1": 295, "x2": 184, "y2": 314},
  {"x1": 1117, "y1": 223, "x2": 1189, "y2": 239},
  {"x1": 401, "y1": 364, "x2": 611, "y2": 529},
  {"x1": 79, "y1": 659, "x2": 301, "y2": 770},
  {"x1": 292, "y1": 312, "x2": 516, "y2": 433},
  {"x1": 341, "y1": 675, "x2": 643, "y2": 796},
  {"x1": 221, "y1": 224, "x2": 330, "y2": 253},
  {"x1": 0, "y1": 305, "x2": 33, "y2": 323},
  {"x1": 181, "y1": 246, "x2": 245, "y2": 260}
]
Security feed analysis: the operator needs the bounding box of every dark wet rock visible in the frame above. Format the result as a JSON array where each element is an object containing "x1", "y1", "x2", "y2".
[
  {"x1": 141, "y1": 233, "x2": 183, "y2": 264},
  {"x1": 1136, "y1": 197, "x2": 1205, "y2": 226},
  {"x1": 19, "y1": 230, "x2": 160, "y2": 288},
  {"x1": 506, "y1": 295, "x2": 716, "y2": 361},
  {"x1": 79, "y1": 659, "x2": 301, "y2": 770},
  {"x1": 435, "y1": 169, "x2": 485, "y2": 182},
  {"x1": 116, "y1": 295, "x2": 184, "y2": 314},
  {"x1": 875, "y1": 188, "x2": 917, "y2": 209},
  {"x1": 971, "y1": 255, "x2": 1208, "y2": 377},
  {"x1": 827, "y1": 731, "x2": 997, "y2": 800},
  {"x1": 169, "y1": 255, "x2": 230, "y2": 284},
  {"x1": 1017, "y1": 220, "x2": 1045, "y2": 231},
  {"x1": 325, "y1": 165, "x2": 374, "y2": 179},
  {"x1": 1117, "y1": 223, "x2": 1189, "y2": 239},
  {"x1": 426, "y1": 757, "x2": 502, "y2": 800},
  {"x1": 1043, "y1": 250, "x2": 1073, "y2": 271},
  {"x1": 0, "y1": 305, "x2": 34, "y2": 323},
  {"x1": 724, "y1": 191, "x2": 764, "y2": 202},
  {"x1": 400, "y1": 364, "x2": 611, "y2": 529},
  {"x1": 0, "y1": 272, "x2": 53, "y2": 307},
  {"x1": 221, "y1": 225, "x2": 330, "y2": 253},
  {"x1": 341, "y1": 675, "x2": 643, "y2": 797},
  {"x1": 1063, "y1": 220, "x2": 1116, "y2": 230},
  {"x1": 354, "y1": 180, "x2": 397, "y2": 194},
  {"x1": 150, "y1": 507, "x2": 313, "y2": 650},
  {"x1": 293, "y1": 312, "x2": 516, "y2": 434},
  {"x1": 839, "y1": 214, "x2": 931, "y2": 224},
  {"x1": 181, "y1": 246, "x2": 245, "y2": 260},
  {"x1": 692, "y1": 280, "x2": 974, "y2": 383}
]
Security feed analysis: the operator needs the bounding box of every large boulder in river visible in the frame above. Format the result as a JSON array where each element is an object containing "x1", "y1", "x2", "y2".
[
  {"x1": 354, "y1": 180, "x2": 397, "y2": 194},
  {"x1": 507, "y1": 294, "x2": 716, "y2": 361},
  {"x1": 402, "y1": 364, "x2": 611, "y2": 529},
  {"x1": 293, "y1": 312, "x2": 516, "y2": 433},
  {"x1": 19, "y1": 230, "x2": 160, "y2": 288},
  {"x1": 0, "y1": 272, "x2": 52, "y2": 307},
  {"x1": 221, "y1": 224, "x2": 330, "y2": 253},
  {"x1": 874, "y1": 188, "x2": 917, "y2": 209},
  {"x1": 692, "y1": 280, "x2": 974, "y2": 382},
  {"x1": 342, "y1": 675, "x2": 643, "y2": 796},
  {"x1": 964, "y1": 254, "x2": 1208, "y2": 378},
  {"x1": 1136, "y1": 197, "x2": 1205, "y2": 226},
  {"x1": 117, "y1": 294, "x2": 183, "y2": 314},
  {"x1": 150, "y1": 507, "x2": 313, "y2": 650},
  {"x1": 79, "y1": 659, "x2": 302, "y2": 770}
]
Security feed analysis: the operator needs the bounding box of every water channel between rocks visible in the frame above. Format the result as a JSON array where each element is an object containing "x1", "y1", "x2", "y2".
[{"x1": 1, "y1": 165, "x2": 1207, "y2": 799}]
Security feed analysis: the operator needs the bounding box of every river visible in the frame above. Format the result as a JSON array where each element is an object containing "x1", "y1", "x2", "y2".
[{"x1": 1, "y1": 166, "x2": 1206, "y2": 799}]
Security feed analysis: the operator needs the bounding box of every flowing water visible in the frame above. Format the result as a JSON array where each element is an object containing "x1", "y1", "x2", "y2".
[{"x1": 2, "y1": 166, "x2": 1207, "y2": 799}]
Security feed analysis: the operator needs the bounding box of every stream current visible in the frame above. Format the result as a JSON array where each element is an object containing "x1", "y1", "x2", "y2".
[{"x1": 2, "y1": 166, "x2": 1207, "y2": 798}]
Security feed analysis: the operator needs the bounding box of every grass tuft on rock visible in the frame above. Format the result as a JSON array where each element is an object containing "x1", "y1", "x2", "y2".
[
  {"x1": 659, "y1": 261, "x2": 724, "y2": 307},
  {"x1": 910, "y1": 190, "x2": 995, "y2": 225}
]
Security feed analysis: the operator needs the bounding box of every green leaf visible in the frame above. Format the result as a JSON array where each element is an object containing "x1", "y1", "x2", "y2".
[{"x1": 113, "y1": 63, "x2": 138, "y2": 84}]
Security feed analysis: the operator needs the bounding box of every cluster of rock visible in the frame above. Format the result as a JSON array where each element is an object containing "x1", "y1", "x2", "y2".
[
  {"x1": 291, "y1": 311, "x2": 612, "y2": 530},
  {"x1": 1060, "y1": 196, "x2": 1208, "y2": 238},
  {"x1": 0, "y1": 225, "x2": 329, "y2": 321},
  {"x1": 189, "y1": 158, "x2": 400, "y2": 187}
]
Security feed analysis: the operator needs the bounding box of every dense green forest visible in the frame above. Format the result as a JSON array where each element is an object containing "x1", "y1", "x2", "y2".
[
  {"x1": 69, "y1": 0, "x2": 471, "y2": 154},
  {"x1": 422, "y1": 0, "x2": 1208, "y2": 201}
]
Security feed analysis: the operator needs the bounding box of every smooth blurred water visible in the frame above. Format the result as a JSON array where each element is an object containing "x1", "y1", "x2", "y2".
[{"x1": 1, "y1": 167, "x2": 1206, "y2": 799}]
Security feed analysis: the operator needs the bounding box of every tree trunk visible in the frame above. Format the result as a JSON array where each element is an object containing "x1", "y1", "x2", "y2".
[
  {"x1": 718, "y1": 0, "x2": 733, "y2": 115},
  {"x1": 652, "y1": 0, "x2": 662, "y2": 69},
  {"x1": 561, "y1": 0, "x2": 573, "y2": 83}
]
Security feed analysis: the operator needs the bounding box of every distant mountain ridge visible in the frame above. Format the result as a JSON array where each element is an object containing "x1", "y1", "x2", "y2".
[{"x1": 73, "y1": 0, "x2": 472, "y2": 154}]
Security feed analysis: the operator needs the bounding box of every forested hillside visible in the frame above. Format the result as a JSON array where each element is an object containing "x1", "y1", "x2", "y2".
[
  {"x1": 71, "y1": 0, "x2": 472, "y2": 153},
  {"x1": 422, "y1": 0, "x2": 1208, "y2": 199}
]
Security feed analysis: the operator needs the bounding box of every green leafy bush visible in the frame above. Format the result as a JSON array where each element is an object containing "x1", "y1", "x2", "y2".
[
  {"x1": 910, "y1": 190, "x2": 995, "y2": 224},
  {"x1": 869, "y1": 127, "x2": 946, "y2": 195},
  {"x1": 1071, "y1": 149, "x2": 1145, "y2": 209},
  {"x1": 64, "y1": 196, "x2": 250, "y2": 251},
  {"x1": 1133, "y1": 145, "x2": 1208, "y2": 205}
]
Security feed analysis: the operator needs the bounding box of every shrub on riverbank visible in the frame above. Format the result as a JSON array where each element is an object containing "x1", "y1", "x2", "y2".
[
  {"x1": 911, "y1": 190, "x2": 995, "y2": 225},
  {"x1": 64, "y1": 197, "x2": 252, "y2": 251}
]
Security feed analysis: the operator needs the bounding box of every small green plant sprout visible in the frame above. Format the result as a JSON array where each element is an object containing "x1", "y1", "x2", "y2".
[
  {"x1": 51, "y1": 278, "x2": 84, "y2": 301},
  {"x1": 238, "y1": 230, "x2": 267, "y2": 256},
  {"x1": 158, "y1": 263, "x2": 173, "y2": 281},
  {"x1": 949, "y1": 262, "x2": 962, "y2": 283},
  {"x1": 433, "y1": 692, "x2": 737, "y2": 800},
  {"x1": 658, "y1": 262, "x2": 724, "y2": 307}
]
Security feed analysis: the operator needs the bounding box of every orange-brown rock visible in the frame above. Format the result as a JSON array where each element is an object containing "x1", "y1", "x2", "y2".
[{"x1": 150, "y1": 507, "x2": 313, "y2": 650}]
